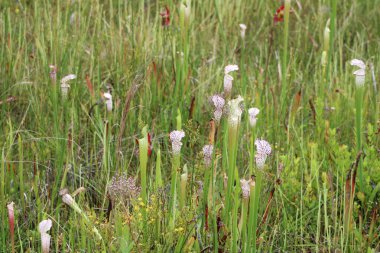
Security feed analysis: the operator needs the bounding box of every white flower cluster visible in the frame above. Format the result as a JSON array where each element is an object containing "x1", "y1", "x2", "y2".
[
  {"x1": 254, "y1": 139, "x2": 272, "y2": 169},
  {"x1": 170, "y1": 130, "x2": 185, "y2": 155},
  {"x1": 211, "y1": 95, "x2": 225, "y2": 123},
  {"x1": 202, "y1": 144, "x2": 214, "y2": 167}
]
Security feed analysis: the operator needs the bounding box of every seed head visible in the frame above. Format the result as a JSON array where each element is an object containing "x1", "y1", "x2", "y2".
[{"x1": 108, "y1": 174, "x2": 141, "y2": 204}]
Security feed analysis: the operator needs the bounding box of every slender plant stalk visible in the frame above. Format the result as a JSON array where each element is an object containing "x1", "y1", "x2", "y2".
[
  {"x1": 248, "y1": 170, "x2": 263, "y2": 252},
  {"x1": 155, "y1": 149, "x2": 163, "y2": 190},
  {"x1": 327, "y1": 0, "x2": 337, "y2": 86},
  {"x1": 225, "y1": 123, "x2": 238, "y2": 218},
  {"x1": 17, "y1": 135, "x2": 25, "y2": 210},
  {"x1": 139, "y1": 126, "x2": 149, "y2": 207},
  {"x1": 280, "y1": 0, "x2": 291, "y2": 115},
  {"x1": 355, "y1": 86, "x2": 364, "y2": 190}
]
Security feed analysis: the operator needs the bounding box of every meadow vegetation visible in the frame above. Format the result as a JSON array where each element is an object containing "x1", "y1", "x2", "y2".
[{"x1": 0, "y1": 0, "x2": 379, "y2": 252}]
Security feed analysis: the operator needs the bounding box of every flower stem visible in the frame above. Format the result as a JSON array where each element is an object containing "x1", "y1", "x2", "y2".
[
  {"x1": 225, "y1": 124, "x2": 239, "y2": 218},
  {"x1": 355, "y1": 86, "x2": 364, "y2": 190},
  {"x1": 248, "y1": 170, "x2": 262, "y2": 252}
]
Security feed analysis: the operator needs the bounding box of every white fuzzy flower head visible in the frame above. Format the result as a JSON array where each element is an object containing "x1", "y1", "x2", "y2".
[
  {"x1": 350, "y1": 59, "x2": 366, "y2": 87},
  {"x1": 39, "y1": 219, "x2": 52, "y2": 253},
  {"x1": 170, "y1": 130, "x2": 185, "y2": 155},
  {"x1": 60, "y1": 74, "x2": 76, "y2": 97},
  {"x1": 240, "y1": 179, "x2": 250, "y2": 199},
  {"x1": 211, "y1": 95, "x2": 225, "y2": 110},
  {"x1": 103, "y1": 92, "x2": 113, "y2": 112},
  {"x1": 255, "y1": 153, "x2": 267, "y2": 169},
  {"x1": 239, "y1": 24, "x2": 247, "y2": 39},
  {"x1": 211, "y1": 95, "x2": 225, "y2": 123},
  {"x1": 225, "y1": 65, "x2": 239, "y2": 74},
  {"x1": 254, "y1": 139, "x2": 271, "y2": 169},
  {"x1": 214, "y1": 109, "x2": 223, "y2": 123},
  {"x1": 227, "y1": 95, "x2": 244, "y2": 127},
  {"x1": 248, "y1": 107, "x2": 260, "y2": 127},
  {"x1": 255, "y1": 139, "x2": 272, "y2": 156},
  {"x1": 202, "y1": 145, "x2": 213, "y2": 167}
]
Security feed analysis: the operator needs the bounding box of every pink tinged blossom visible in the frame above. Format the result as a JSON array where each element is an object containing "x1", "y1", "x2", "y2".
[
  {"x1": 7, "y1": 202, "x2": 15, "y2": 246},
  {"x1": 350, "y1": 59, "x2": 366, "y2": 87},
  {"x1": 224, "y1": 65, "x2": 239, "y2": 74},
  {"x1": 202, "y1": 145, "x2": 214, "y2": 167},
  {"x1": 41, "y1": 234, "x2": 51, "y2": 253},
  {"x1": 224, "y1": 74, "x2": 234, "y2": 93},
  {"x1": 103, "y1": 92, "x2": 113, "y2": 112},
  {"x1": 224, "y1": 65, "x2": 239, "y2": 94},
  {"x1": 170, "y1": 130, "x2": 185, "y2": 155},
  {"x1": 38, "y1": 219, "x2": 52, "y2": 253},
  {"x1": 248, "y1": 107, "x2": 260, "y2": 127}
]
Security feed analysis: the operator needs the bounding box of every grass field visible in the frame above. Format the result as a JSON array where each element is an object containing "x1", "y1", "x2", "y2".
[{"x1": 0, "y1": 0, "x2": 379, "y2": 252}]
